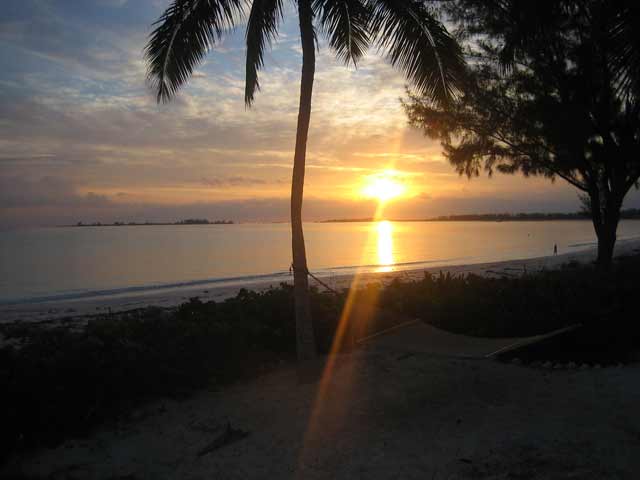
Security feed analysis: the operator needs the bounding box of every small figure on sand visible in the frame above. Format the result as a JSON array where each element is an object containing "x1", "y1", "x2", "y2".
[{"x1": 553, "y1": 243, "x2": 558, "y2": 255}]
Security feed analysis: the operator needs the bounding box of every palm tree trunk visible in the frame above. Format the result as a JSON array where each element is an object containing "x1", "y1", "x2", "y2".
[{"x1": 291, "y1": 0, "x2": 317, "y2": 367}]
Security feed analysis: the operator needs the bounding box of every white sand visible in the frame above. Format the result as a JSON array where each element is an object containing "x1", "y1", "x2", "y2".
[
  {"x1": 4, "y1": 322, "x2": 640, "y2": 479},
  {"x1": 3, "y1": 237, "x2": 640, "y2": 325}
]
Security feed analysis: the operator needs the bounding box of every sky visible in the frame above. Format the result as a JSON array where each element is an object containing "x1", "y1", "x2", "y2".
[{"x1": 2, "y1": 0, "x2": 638, "y2": 227}]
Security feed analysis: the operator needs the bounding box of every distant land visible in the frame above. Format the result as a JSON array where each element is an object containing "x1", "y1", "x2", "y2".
[
  {"x1": 70, "y1": 218, "x2": 234, "y2": 227},
  {"x1": 321, "y1": 209, "x2": 640, "y2": 223}
]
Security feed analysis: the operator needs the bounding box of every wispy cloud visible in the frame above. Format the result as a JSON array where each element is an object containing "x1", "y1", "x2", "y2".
[{"x1": 0, "y1": 0, "x2": 613, "y2": 227}]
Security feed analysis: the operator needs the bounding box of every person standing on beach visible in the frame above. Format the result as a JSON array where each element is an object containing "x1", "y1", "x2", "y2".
[{"x1": 554, "y1": 244, "x2": 558, "y2": 255}]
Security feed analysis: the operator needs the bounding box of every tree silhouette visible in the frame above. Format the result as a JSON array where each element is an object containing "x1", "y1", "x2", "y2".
[
  {"x1": 405, "y1": 0, "x2": 640, "y2": 268},
  {"x1": 145, "y1": 0, "x2": 465, "y2": 369},
  {"x1": 608, "y1": 0, "x2": 640, "y2": 101}
]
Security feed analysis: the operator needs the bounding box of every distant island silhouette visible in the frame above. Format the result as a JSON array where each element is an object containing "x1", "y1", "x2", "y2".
[
  {"x1": 72, "y1": 219, "x2": 234, "y2": 227},
  {"x1": 321, "y1": 209, "x2": 640, "y2": 223}
]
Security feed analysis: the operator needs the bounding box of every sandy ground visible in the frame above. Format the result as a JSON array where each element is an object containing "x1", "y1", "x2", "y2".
[
  {"x1": 3, "y1": 237, "x2": 640, "y2": 325},
  {"x1": 3, "y1": 240, "x2": 640, "y2": 478},
  {"x1": 4, "y1": 322, "x2": 640, "y2": 479}
]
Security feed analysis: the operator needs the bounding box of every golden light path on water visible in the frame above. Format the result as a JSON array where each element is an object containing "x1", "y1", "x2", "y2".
[
  {"x1": 376, "y1": 220, "x2": 394, "y2": 273},
  {"x1": 298, "y1": 156, "x2": 406, "y2": 473}
]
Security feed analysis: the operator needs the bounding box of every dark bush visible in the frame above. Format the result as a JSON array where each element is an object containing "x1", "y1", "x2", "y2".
[
  {"x1": 0, "y1": 285, "x2": 346, "y2": 460},
  {"x1": 381, "y1": 254, "x2": 640, "y2": 338}
]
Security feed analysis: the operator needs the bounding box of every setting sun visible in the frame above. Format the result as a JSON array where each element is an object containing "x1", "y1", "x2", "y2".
[{"x1": 362, "y1": 175, "x2": 407, "y2": 203}]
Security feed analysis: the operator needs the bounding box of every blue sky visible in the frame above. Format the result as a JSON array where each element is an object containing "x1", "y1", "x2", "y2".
[{"x1": 2, "y1": 0, "x2": 636, "y2": 227}]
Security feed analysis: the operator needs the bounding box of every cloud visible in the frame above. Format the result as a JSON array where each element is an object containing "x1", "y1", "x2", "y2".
[
  {"x1": 4, "y1": 0, "x2": 638, "y2": 229},
  {"x1": 96, "y1": 0, "x2": 130, "y2": 6},
  {"x1": 201, "y1": 176, "x2": 288, "y2": 187},
  {"x1": 0, "y1": 175, "x2": 112, "y2": 209}
]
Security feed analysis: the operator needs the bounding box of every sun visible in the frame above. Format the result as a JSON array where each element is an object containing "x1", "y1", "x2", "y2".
[{"x1": 362, "y1": 175, "x2": 406, "y2": 203}]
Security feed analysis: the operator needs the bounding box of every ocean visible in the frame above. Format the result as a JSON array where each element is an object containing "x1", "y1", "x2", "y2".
[{"x1": 2, "y1": 220, "x2": 640, "y2": 305}]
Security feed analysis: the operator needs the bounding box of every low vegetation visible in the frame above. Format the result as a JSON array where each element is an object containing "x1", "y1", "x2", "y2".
[
  {"x1": 381, "y1": 255, "x2": 639, "y2": 338},
  {"x1": 1, "y1": 253, "x2": 639, "y2": 460},
  {"x1": 0, "y1": 286, "x2": 344, "y2": 459}
]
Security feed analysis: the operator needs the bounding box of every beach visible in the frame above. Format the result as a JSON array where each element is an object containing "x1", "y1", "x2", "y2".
[
  {"x1": 5, "y1": 1, "x2": 640, "y2": 476},
  {"x1": 5, "y1": 318, "x2": 640, "y2": 479},
  {"x1": 3, "y1": 236, "x2": 640, "y2": 326},
  {"x1": 3, "y1": 236, "x2": 640, "y2": 478}
]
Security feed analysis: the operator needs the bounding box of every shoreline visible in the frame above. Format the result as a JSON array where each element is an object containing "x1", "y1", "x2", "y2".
[{"x1": 2, "y1": 237, "x2": 640, "y2": 325}]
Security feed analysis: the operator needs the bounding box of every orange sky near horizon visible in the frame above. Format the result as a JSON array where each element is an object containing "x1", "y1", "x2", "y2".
[{"x1": 2, "y1": 0, "x2": 631, "y2": 227}]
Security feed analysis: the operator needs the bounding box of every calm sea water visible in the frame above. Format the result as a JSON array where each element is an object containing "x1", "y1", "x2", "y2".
[{"x1": 2, "y1": 220, "x2": 640, "y2": 304}]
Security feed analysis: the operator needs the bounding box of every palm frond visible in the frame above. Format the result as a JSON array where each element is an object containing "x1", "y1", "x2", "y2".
[
  {"x1": 245, "y1": 0, "x2": 284, "y2": 106},
  {"x1": 609, "y1": 1, "x2": 640, "y2": 100},
  {"x1": 368, "y1": 0, "x2": 466, "y2": 106},
  {"x1": 313, "y1": 0, "x2": 371, "y2": 66},
  {"x1": 145, "y1": 0, "x2": 244, "y2": 103}
]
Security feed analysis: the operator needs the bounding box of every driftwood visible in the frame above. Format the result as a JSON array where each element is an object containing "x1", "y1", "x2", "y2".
[{"x1": 197, "y1": 422, "x2": 250, "y2": 457}]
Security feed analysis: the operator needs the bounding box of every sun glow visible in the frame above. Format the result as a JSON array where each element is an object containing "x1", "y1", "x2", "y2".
[{"x1": 362, "y1": 173, "x2": 406, "y2": 203}]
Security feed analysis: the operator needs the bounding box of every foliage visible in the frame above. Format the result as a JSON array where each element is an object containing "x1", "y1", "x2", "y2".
[
  {"x1": 145, "y1": 0, "x2": 467, "y2": 106},
  {"x1": 0, "y1": 285, "x2": 344, "y2": 459},
  {"x1": 404, "y1": 0, "x2": 640, "y2": 265},
  {"x1": 381, "y1": 255, "x2": 640, "y2": 338},
  {"x1": 608, "y1": 0, "x2": 640, "y2": 100}
]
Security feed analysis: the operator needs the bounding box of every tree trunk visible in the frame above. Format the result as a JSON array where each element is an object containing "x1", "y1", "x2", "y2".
[
  {"x1": 291, "y1": 0, "x2": 317, "y2": 368},
  {"x1": 590, "y1": 189, "x2": 621, "y2": 270},
  {"x1": 596, "y1": 223, "x2": 616, "y2": 269}
]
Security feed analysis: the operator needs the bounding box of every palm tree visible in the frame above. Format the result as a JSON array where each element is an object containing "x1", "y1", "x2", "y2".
[
  {"x1": 609, "y1": 0, "x2": 640, "y2": 100},
  {"x1": 145, "y1": 0, "x2": 465, "y2": 370}
]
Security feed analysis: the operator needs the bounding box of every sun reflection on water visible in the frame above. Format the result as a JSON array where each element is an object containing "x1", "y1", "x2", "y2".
[{"x1": 376, "y1": 220, "x2": 394, "y2": 272}]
